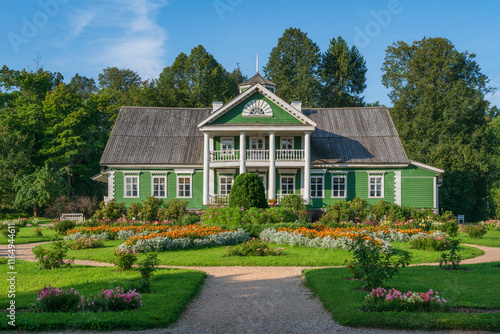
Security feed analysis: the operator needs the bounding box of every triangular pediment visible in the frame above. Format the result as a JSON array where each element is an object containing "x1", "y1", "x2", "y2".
[{"x1": 197, "y1": 84, "x2": 317, "y2": 127}]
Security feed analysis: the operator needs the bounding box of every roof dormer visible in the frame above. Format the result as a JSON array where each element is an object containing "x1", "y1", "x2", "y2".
[{"x1": 238, "y1": 73, "x2": 277, "y2": 93}]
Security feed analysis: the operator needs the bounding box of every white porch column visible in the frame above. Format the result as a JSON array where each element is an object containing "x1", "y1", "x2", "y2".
[
  {"x1": 269, "y1": 132, "x2": 276, "y2": 200},
  {"x1": 240, "y1": 132, "x2": 246, "y2": 174},
  {"x1": 203, "y1": 132, "x2": 210, "y2": 206},
  {"x1": 304, "y1": 132, "x2": 311, "y2": 205}
]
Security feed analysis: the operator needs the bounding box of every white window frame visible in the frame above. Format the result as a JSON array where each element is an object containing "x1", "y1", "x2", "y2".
[
  {"x1": 219, "y1": 175, "x2": 234, "y2": 195},
  {"x1": 368, "y1": 172, "x2": 385, "y2": 198},
  {"x1": 151, "y1": 174, "x2": 167, "y2": 198},
  {"x1": 280, "y1": 175, "x2": 295, "y2": 196},
  {"x1": 310, "y1": 175, "x2": 324, "y2": 198},
  {"x1": 123, "y1": 172, "x2": 140, "y2": 198},
  {"x1": 177, "y1": 175, "x2": 192, "y2": 198},
  {"x1": 250, "y1": 137, "x2": 264, "y2": 150},
  {"x1": 331, "y1": 173, "x2": 348, "y2": 198},
  {"x1": 280, "y1": 137, "x2": 294, "y2": 150},
  {"x1": 221, "y1": 137, "x2": 234, "y2": 155}
]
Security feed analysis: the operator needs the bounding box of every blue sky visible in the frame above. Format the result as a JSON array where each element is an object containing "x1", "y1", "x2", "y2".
[{"x1": 1, "y1": 0, "x2": 499, "y2": 107}]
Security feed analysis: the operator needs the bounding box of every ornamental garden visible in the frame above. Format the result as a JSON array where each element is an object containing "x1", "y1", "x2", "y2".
[{"x1": 1, "y1": 173, "x2": 500, "y2": 331}]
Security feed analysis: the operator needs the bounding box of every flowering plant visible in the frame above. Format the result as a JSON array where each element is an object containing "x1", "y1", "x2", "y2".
[
  {"x1": 409, "y1": 234, "x2": 450, "y2": 251},
  {"x1": 66, "y1": 236, "x2": 104, "y2": 250},
  {"x1": 113, "y1": 248, "x2": 137, "y2": 271},
  {"x1": 365, "y1": 287, "x2": 448, "y2": 312},
  {"x1": 32, "y1": 285, "x2": 81, "y2": 313},
  {"x1": 81, "y1": 287, "x2": 142, "y2": 312},
  {"x1": 225, "y1": 238, "x2": 284, "y2": 257}
]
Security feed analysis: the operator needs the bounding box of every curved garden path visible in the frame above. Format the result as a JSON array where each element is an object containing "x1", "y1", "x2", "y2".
[{"x1": 3, "y1": 242, "x2": 499, "y2": 334}]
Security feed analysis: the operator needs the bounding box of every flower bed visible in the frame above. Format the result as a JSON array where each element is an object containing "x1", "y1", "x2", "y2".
[
  {"x1": 200, "y1": 205, "x2": 301, "y2": 226},
  {"x1": 409, "y1": 233, "x2": 451, "y2": 251},
  {"x1": 365, "y1": 287, "x2": 448, "y2": 312}
]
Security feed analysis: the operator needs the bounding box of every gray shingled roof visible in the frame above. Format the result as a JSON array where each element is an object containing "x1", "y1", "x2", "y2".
[
  {"x1": 100, "y1": 107, "x2": 211, "y2": 165},
  {"x1": 303, "y1": 108, "x2": 408, "y2": 164},
  {"x1": 239, "y1": 73, "x2": 276, "y2": 87},
  {"x1": 100, "y1": 106, "x2": 408, "y2": 166}
]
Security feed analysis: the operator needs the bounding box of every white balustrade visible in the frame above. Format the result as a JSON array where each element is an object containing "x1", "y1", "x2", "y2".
[
  {"x1": 275, "y1": 149, "x2": 304, "y2": 161},
  {"x1": 246, "y1": 150, "x2": 269, "y2": 161}
]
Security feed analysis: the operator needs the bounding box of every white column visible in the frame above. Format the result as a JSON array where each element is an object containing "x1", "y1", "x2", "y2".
[
  {"x1": 304, "y1": 132, "x2": 311, "y2": 205},
  {"x1": 269, "y1": 132, "x2": 276, "y2": 200},
  {"x1": 240, "y1": 132, "x2": 246, "y2": 174},
  {"x1": 203, "y1": 132, "x2": 210, "y2": 206}
]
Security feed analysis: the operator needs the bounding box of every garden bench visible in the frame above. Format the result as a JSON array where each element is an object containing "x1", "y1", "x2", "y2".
[
  {"x1": 60, "y1": 213, "x2": 84, "y2": 221},
  {"x1": 456, "y1": 215, "x2": 465, "y2": 223}
]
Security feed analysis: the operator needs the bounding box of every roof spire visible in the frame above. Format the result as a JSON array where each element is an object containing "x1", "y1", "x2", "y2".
[{"x1": 256, "y1": 53, "x2": 259, "y2": 74}]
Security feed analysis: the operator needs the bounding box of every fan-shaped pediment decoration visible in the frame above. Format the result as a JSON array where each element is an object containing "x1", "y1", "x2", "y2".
[{"x1": 242, "y1": 99, "x2": 273, "y2": 117}]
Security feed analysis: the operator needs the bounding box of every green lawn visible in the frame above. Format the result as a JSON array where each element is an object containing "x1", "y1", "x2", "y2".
[
  {"x1": 0, "y1": 260, "x2": 206, "y2": 331},
  {"x1": 304, "y1": 262, "x2": 500, "y2": 331},
  {"x1": 458, "y1": 230, "x2": 500, "y2": 247},
  {"x1": 39, "y1": 240, "x2": 484, "y2": 267},
  {"x1": 0, "y1": 226, "x2": 58, "y2": 245}
]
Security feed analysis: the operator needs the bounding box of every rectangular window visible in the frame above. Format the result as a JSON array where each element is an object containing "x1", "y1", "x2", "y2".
[
  {"x1": 310, "y1": 176, "x2": 324, "y2": 198},
  {"x1": 219, "y1": 176, "x2": 233, "y2": 195},
  {"x1": 281, "y1": 137, "x2": 293, "y2": 150},
  {"x1": 369, "y1": 175, "x2": 384, "y2": 198},
  {"x1": 251, "y1": 138, "x2": 264, "y2": 150},
  {"x1": 221, "y1": 137, "x2": 234, "y2": 155},
  {"x1": 332, "y1": 175, "x2": 347, "y2": 198},
  {"x1": 280, "y1": 176, "x2": 295, "y2": 195},
  {"x1": 124, "y1": 175, "x2": 139, "y2": 198},
  {"x1": 152, "y1": 176, "x2": 167, "y2": 198},
  {"x1": 177, "y1": 176, "x2": 192, "y2": 198}
]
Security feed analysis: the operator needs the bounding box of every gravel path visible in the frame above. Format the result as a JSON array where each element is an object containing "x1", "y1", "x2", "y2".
[{"x1": 3, "y1": 242, "x2": 499, "y2": 333}]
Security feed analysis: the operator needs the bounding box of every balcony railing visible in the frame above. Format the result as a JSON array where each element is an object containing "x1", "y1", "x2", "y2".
[
  {"x1": 210, "y1": 149, "x2": 304, "y2": 162},
  {"x1": 209, "y1": 194, "x2": 229, "y2": 205},
  {"x1": 246, "y1": 150, "x2": 269, "y2": 161},
  {"x1": 276, "y1": 149, "x2": 304, "y2": 161},
  {"x1": 210, "y1": 150, "x2": 240, "y2": 162}
]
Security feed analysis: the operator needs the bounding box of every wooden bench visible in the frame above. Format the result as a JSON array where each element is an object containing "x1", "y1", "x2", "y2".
[{"x1": 60, "y1": 213, "x2": 84, "y2": 221}]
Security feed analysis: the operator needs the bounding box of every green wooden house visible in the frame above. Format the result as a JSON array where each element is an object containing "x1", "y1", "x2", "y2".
[{"x1": 93, "y1": 73, "x2": 443, "y2": 211}]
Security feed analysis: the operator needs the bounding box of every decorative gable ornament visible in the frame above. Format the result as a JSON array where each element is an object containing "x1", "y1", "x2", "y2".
[{"x1": 242, "y1": 99, "x2": 273, "y2": 117}]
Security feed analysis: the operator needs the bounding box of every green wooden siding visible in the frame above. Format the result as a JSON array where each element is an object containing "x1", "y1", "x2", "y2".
[
  {"x1": 212, "y1": 93, "x2": 302, "y2": 124},
  {"x1": 401, "y1": 178, "x2": 434, "y2": 208}
]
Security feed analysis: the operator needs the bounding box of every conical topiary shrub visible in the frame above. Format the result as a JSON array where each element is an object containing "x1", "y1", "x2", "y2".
[{"x1": 228, "y1": 173, "x2": 268, "y2": 209}]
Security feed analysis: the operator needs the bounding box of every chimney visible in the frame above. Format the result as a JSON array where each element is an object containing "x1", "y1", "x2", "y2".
[
  {"x1": 291, "y1": 101, "x2": 302, "y2": 112},
  {"x1": 212, "y1": 101, "x2": 223, "y2": 113}
]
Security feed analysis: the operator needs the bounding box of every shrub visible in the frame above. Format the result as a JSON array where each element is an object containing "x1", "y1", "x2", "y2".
[
  {"x1": 350, "y1": 197, "x2": 370, "y2": 222},
  {"x1": 279, "y1": 194, "x2": 306, "y2": 210},
  {"x1": 32, "y1": 241, "x2": 73, "y2": 269},
  {"x1": 437, "y1": 211, "x2": 459, "y2": 237},
  {"x1": 141, "y1": 196, "x2": 164, "y2": 222},
  {"x1": 365, "y1": 287, "x2": 448, "y2": 312},
  {"x1": 54, "y1": 220, "x2": 76, "y2": 235},
  {"x1": 319, "y1": 201, "x2": 352, "y2": 225},
  {"x1": 127, "y1": 202, "x2": 143, "y2": 220},
  {"x1": 158, "y1": 199, "x2": 188, "y2": 221},
  {"x1": 201, "y1": 206, "x2": 299, "y2": 226},
  {"x1": 1, "y1": 224, "x2": 19, "y2": 237},
  {"x1": 113, "y1": 248, "x2": 137, "y2": 271},
  {"x1": 370, "y1": 201, "x2": 392, "y2": 222},
  {"x1": 465, "y1": 224, "x2": 487, "y2": 239},
  {"x1": 32, "y1": 286, "x2": 81, "y2": 313},
  {"x1": 439, "y1": 239, "x2": 461, "y2": 270},
  {"x1": 229, "y1": 173, "x2": 267, "y2": 209},
  {"x1": 93, "y1": 199, "x2": 127, "y2": 221},
  {"x1": 66, "y1": 236, "x2": 104, "y2": 250},
  {"x1": 225, "y1": 238, "x2": 284, "y2": 257},
  {"x1": 180, "y1": 212, "x2": 200, "y2": 225},
  {"x1": 409, "y1": 234, "x2": 450, "y2": 251},
  {"x1": 135, "y1": 253, "x2": 159, "y2": 292},
  {"x1": 81, "y1": 287, "x2": 142, "y2": 312},
  {"x1": 45, "y1": 196, "x2": 99, "y2": 219},
  {"x1": 0, "y1": 257, "x2": 7, "y2": 264},
  {"x1": 34, "y1": 228, "x2": 43, "y2": 237},
  {"x1": 345, "y1": 237, "x2": 412, "y2": 290}
]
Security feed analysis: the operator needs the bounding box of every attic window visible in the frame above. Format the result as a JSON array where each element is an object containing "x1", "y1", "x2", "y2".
[{"x1": 242, "y1": 99, "x2": 273, "y2": 117}]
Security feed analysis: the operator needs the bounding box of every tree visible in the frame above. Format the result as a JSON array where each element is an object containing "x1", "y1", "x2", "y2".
[
  {"x1": 14, "y1": 164, "x2": 67, "y2": 217},
  {"x1": 320, "y1": 36, "x2": 367, "y2": 107},
  {"x1": 263, "y1": 27, "x2": 321, "y2": 107},
  {"x1": 382, "y1": 37, "x2": 494, "y2": 220},
  {"x1": 68, "y1": 73, "x2": 97, "y2": 99},
  {"x1": 98, "y1": 67, "x2": 141, "y2": 92},
  {"x1": 229, "y1": 173, "x2": 267, "y2": 209}
]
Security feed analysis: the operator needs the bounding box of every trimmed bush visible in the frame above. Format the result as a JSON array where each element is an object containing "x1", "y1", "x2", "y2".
[
  {"x1": 93, "y1": 199, "x2": 127, "y2": 221},
  {"x1": 465, "y1": 224, "x2": 487, "y2": 239},
  {"x1": 229, "y1": 173, "x2": 267, "y2": 209},
  {"x1": 54, "y1": 220, "x2": 76, "y2": 235},
  {"x1": 158, "y1": 199, "x2": 188, "y2": 222},
  {"x1": 32, "y1": 241, "x2": 73, "y2": 269}
]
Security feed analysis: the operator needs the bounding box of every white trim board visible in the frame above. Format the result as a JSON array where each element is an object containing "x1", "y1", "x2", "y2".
[{"x1": 409, "y1": 161, "x2": 444, "y2": 174}]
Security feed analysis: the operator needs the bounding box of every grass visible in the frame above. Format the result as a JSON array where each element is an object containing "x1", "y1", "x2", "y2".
[
  {"x1": 304, "y1": 262, "x2": 500, "y2": 331},
  {"x1": 0, "y1": 226, "x2": 58, "y2": 245},
  {"x1": 39, "y1": 240, "x2": 484, "y2": 267},
  {"x1": 458, "y1": 230, "x2": 500, "y2": 247},
  {"x1": 0, "y1": 260, "x2": 206, "y2": 331}
]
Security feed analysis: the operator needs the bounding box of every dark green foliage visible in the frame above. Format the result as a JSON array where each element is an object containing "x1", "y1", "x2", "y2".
[
  {"x1": 279, "y1": 194, "x2": 306, "y2": 210},
  {"x1": 32, "y1": 286, "x2": 82, "y2": 313},
  {"x1": 225, "y1": 238, "x2": 284, "y2": 257},
  {"x1": 93, "y1": 199, "x2": 127, "y2": 221},
  {"x1": 54, "y1": 220, "x2": 75, "y2": 235},
  {"x1": 228, "y1": 173, "x2": 268, "y2": 209},
  {"x1": 465, "y1": 224, "x2": 487, "y2": 239},
  {"x1": 1, "y1": 224, "x2": 19, "y2": 237},
  {"x1": 438, "y1": 211, "x2": 459, "y2": 237},
  {"x1": 135, "y1": 253, "x2": 159, "y2": 292},
  {"x1": 319, "y1": 201, "x2": 352, "y2": 225},
  {"x1": 409, "y1": 235, "x2": 450, "y2": 251},
  {"x1": 382, "y1": 37, "x2": 494, "y2": 221},
  {"x1": 126, "y1": 202, "x2": 143, "y2": 220},
  {"x1": 439, "y1": 239, "x2": 461, "y2": 270},
  {"x1": 320, "y1": 36, "x2": 367, "y2": 107},
  {"x1": 112, "y1": 248, "x2": 137, "y2": 271},
  {"x1": 345, "y1": 239, "x2": 412, "y2": 290},
  {"x1": 98, "y1": 67, "x2": 140, "y2": 92},
  {"x1": 141, "y1": 196, "x2": 164, "y2": 222},
  {"x1": 32, "y1": 241, "x2": 73, "y2": 269},
  {"x1": 158, "y1": 199, "x2": 188, "y2": 222}
]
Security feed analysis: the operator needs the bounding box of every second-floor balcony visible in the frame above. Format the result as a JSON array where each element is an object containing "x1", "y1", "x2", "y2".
[{"x1": 210, "y1": 149, "x2": 305, "y2": 162}]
